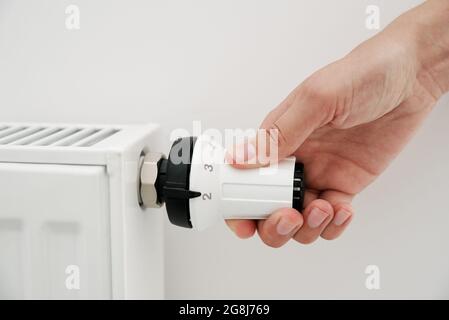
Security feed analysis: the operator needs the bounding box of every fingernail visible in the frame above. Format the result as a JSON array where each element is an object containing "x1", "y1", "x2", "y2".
[
  {"x1": 308, "y1": 208, "x2": 328, "y2": 228},
  {"x1": 333, "y1": 210, "x2": 351, "y2": 226},
  {"x1": 276, "y1": 217, "x2": 297, "y2": 235},
  {"x1": 234, "y1": 142, "x2": 256, "y2": 164},
  {"x1": 228, "y1": 223, "x2": 237, "y2": 234}
]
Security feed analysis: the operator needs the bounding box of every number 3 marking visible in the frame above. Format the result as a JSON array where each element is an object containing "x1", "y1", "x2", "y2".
[{"x1": 204, "y1": 164, "x2": 214, "y2": 172}]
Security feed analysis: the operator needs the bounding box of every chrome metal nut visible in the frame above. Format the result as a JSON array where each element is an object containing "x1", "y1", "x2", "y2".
[{"x1": 140, "y1": 152, "x2": 165, "y2": 208}]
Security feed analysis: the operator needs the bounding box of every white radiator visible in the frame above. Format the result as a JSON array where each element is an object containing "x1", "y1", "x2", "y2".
[{"x1": 0, "y1": 123, "x2": 164, "y2": 299}]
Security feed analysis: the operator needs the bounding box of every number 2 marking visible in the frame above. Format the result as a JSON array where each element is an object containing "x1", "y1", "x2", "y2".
[{"x1": 202, "y1": 193, "x2": 212, "y2": 200}]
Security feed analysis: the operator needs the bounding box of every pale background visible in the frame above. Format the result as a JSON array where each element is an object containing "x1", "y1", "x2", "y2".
[{"x1": 1, "y1": 0, "x2": 448, "y2": 299}]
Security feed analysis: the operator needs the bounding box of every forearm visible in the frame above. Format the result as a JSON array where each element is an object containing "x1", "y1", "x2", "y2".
[{"x1": 408, "y1": 0, "x2": 449, "y2": 95}]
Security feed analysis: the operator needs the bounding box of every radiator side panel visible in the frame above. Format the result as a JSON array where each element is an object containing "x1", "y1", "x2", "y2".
[{"x1": 0, "y1": 163, "x2": 111, "y2": 299}]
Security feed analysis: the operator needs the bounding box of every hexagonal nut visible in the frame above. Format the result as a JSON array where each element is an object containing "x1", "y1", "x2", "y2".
[{"x1": 140, "y1": 152, "x2": 165, "y2": 208}]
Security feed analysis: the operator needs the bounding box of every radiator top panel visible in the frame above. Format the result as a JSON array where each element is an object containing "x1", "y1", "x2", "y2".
[
  {"x1": 0, "y1": 122, "x2": 159, "y2": 166},
  {"x1": 0, "y1": 124, "x2": 120, "y2": 148}
]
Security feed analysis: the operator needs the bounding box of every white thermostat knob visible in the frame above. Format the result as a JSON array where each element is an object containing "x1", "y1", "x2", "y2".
[{"x1": 143, "y1": 135, "x2": 305, "y2": 231}]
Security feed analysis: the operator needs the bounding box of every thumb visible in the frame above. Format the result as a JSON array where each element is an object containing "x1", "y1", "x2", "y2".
[{"x1": 229, "y1": 83, "x2": 333, "y2": 168}]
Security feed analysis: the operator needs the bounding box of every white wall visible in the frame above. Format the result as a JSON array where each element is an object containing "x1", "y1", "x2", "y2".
[{"x1": 1, "y1": 0, "x2": 448, "y2": 299}]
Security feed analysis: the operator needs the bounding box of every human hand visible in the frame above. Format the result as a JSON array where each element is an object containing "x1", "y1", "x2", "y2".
[{"x1": 226, "y1": 0, "x2": 449, "y2": 247}]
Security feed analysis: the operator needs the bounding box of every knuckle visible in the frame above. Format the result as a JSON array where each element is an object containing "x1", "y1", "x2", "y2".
[
  {"x1": 259, "y1": 124, "x2": 293, "y2": 162},
  {"x1": 268, "y1": 122, "x2": 290, "y2": 153},
  {"x1": 328, "y1": 101, "x2": 352, "y2": 129},
  {"x1": 301, "y1": 72, "x2": 352, "y2": 128},
  {"x1": 301, "y1": 76, "x2": 335, "y2": 109}
]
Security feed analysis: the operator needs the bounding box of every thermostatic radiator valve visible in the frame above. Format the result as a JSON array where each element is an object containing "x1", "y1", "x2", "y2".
[{"x1": 140, "y1": 135, "x2": 305, "y2": 231}]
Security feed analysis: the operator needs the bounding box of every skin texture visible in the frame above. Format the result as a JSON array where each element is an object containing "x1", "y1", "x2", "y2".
[{"x1": 226, "y1": 0, "x2": 449, "y2": 247}]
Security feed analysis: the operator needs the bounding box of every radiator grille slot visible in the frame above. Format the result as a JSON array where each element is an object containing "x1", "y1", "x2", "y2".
[{"x1": 0, "y1": 125, "x2": 119, "y2": 147}]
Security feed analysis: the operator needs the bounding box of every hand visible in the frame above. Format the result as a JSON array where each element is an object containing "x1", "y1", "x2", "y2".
[{"x1": 226, "y1": 0, "x2": 449, "y2": 247}]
